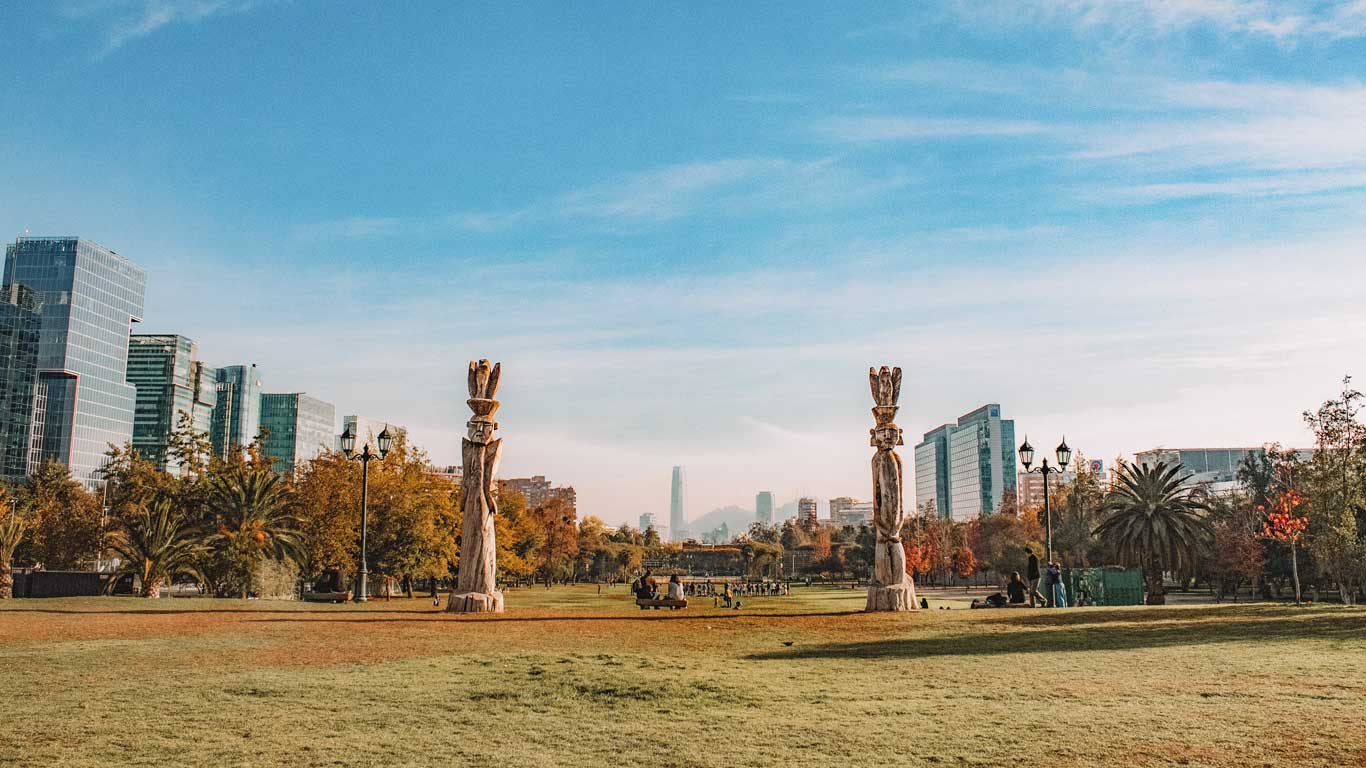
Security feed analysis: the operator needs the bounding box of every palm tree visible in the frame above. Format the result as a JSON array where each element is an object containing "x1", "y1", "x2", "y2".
[
  {"x1": 105, "y1": 499, "x2": 202, "y2": 597},
  {"x1": 205, "y1": 466, "x2": 301, "y2": 597},
  {"x1": 1094, "y1": 461, "x2": 1212, "y2": 605},
  {"x1": 0, "y1": 507, "x2": 29, "y2": 599}
]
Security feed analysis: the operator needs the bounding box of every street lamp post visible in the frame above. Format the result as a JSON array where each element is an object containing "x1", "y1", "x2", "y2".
[
  {"x1": 341, "y1": 425, "x2": 393, "y2": 603},
  {"x1": 1018, "y1": 436, "x2": 1072, "y2": 563}
]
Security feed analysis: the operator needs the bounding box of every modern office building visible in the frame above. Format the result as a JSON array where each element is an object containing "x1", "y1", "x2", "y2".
[
  {"x1": 211, "y1": 364, "x2": 263, "y2": 459},
  {"x1": 0, "y1": 284, "x2": 41, "y2": 482},
  {"x1": 260, "y1": 393, "x2": 336, "y2": 475},
  {"x1": 755, "y1": 491, "x2": 775, "y2": 524},
  {"x1": 913, "y1": 424, "x2": 952, "y2": 517},
  {"x1": 914, "y1": 404, "x2": 1016, "y2": 522},
  {"x1": 833, "y1": 500, "x2": 874, "y2": 527},
  {"x1": 126, "y1": 334, "x2": 216, "y2": 472},
  {"x1": 427, "y1": 464, "x2": 462, "y2": 484},
  {"x1": 828, "y1": 496, "x2": 857, "y2": 525},
  {"x1": 669, "y1": 466, "x2": 689, "y2": 542},
  {"x1": 0, "y1": 237, "x2": 145, "y2": 488},
  {"x1": 639, "y1": 512, "x2": 658, "y2": 532},
  {"x1": 1133, "y1": 447, "x2": 1312, "y2": 496},
  {"x1": 797, "y1": 497, "x2": 818, "y2": 529}
]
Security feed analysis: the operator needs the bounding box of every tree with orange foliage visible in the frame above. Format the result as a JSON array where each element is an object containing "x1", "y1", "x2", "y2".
[
  {"x1": 1261, "y1": 489, "x2": 1309, "y2": 604},
  {"x1": 952, "y1": 545, "x2": 977, "y2": 580},
  {"x1": 902, "y1": 537, "x2": 924, "y2": 578}
]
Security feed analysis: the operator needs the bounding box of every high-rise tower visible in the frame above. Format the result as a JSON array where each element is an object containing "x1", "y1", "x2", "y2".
[
  {"x1": 127, "y1": 334, "x2": 216, "y2": 472},
  {"x1": 755, "y1": 491, "x2": 775, "y2": 524},
  {"x1": 0, "y1": 237, "x2": 145, "y2": 488},
  {"x1": 211, "y1": 364, "x2": 263, "y2": 459},
  {"x1": 669, "y1": 465, "x2": 688, "y2": 542}
]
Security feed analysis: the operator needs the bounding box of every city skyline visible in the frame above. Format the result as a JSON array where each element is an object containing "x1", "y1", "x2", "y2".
[{"x1": 4, "y1": 4, "x2": 1364, "y2": 523}]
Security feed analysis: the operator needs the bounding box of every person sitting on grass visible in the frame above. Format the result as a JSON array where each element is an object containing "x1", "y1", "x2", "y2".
[
  {"x1": 666, "y1": 574, "x2": 684, "y2": 601},
  {"x1": 1006, "y1": 571, "x2": 1028, "y2": 605}
]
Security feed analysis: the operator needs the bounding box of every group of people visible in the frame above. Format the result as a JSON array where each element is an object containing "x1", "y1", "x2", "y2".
[
  {"x1": 973, "y1": 549, "x2": 1069, "y2": 609},
  {"x1": 632, "y1": 571, "x2": 685, "y2": 602}
]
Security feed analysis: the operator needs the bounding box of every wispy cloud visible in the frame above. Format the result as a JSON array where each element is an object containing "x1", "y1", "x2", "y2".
[
  {"x1": 830, "y1": 56, "x2": 1366, "y2": 201},
  {"x1": 959, "y1": 0, "x2": 1366, "y2": 43},
  {"x1": 60, "y1": 0, "x2": 268, "y2": 56},
  {"x1": 293, "y1": 157, "x2": 911, "y2": 240},
  {"x1": 814, "y1": 116, "x2": 1054, "y2": 143}
]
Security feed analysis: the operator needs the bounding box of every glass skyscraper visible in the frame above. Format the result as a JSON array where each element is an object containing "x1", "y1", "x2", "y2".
[
  {"x1": 914, "y1": 404, "x2": 1016, "y2": 522},
  {"x1": 126, "y1": 334, "x2": 216, "y2": 472},
  {"x1": 0, "y1": 284, "x2": 41, "y2": 482},
  {"x1": 260, "y1": 393, "x2": 336, "y2": 475},
  {"x1": 669, "y1": 465, "x2": 688, "y2": 542},
  {"x1": 913, "y1": 424, "x2": 953, "y2": 518},
  {"x1": 0, "y1": 237, "x2": 145, "y2": 488},
  {"x1": 211, "y1": 364, "x2": 263, "y2": 459},
  {"x1": 755, "y1": 491, "x2": 775, "y2": 524}
]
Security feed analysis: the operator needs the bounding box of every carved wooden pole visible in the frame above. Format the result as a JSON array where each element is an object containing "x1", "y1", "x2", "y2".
[
  {"x1": 866, "y1": 365, "x2": 917, "y2": 612},
  {"x1": 446, "y1": 359, "x2": 505, "y2": 613}
]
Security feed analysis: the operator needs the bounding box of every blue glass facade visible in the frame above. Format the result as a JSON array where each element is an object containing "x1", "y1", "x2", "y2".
[
  {"x1": 211, "y1": 364, "x2": 263, "y2": 459},
  {"x1": 260, "y1": 392, "x2": 336, "y2": 475},
  {"x1": 127, "y1": 334, "x2": 216, "y2": 472},
  {"x1": 914, "y1": 404, "x2": 1016, "y2": 522},
  {"x1": 1, "y1": 237, "x2": 145, "y2": 488},
  {"x1": 0, "y1": 284, "x2": 41, "y2": 482}
]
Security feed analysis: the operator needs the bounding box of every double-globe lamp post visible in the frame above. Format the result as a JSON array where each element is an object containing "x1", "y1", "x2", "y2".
[
  {"x1": 1018, "y1": 436, "x2": 1072, "y2": 564},
  {"x1": 340, "y1": 425, "x2": 393, "y2": 603}
]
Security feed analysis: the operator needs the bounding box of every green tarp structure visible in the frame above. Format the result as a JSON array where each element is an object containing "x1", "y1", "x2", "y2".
[{"x1": 1061, "y1": 567, "x2": 1143, "y2": 606}]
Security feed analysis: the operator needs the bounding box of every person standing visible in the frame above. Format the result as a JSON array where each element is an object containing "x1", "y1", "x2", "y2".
[
  {"x1": 1046, "y1": 561, "x2": 1068, "y2": 608},
  {"x1": 1026, "y1": 549, "x2": 1042, "y2": 607}
]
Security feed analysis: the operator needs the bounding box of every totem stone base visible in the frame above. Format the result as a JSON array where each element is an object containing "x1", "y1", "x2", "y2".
[
  {"x1": 865, "y1": 582, "x2": 917, "y2": 612},
  {"x1": 446, "y1": 590, "x2": 504, "y2": 613}
]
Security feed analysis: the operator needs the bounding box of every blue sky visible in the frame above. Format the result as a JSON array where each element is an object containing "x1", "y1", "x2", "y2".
[{"x1": 4, "y1": 1, "x2": 1366, "y2": 526}]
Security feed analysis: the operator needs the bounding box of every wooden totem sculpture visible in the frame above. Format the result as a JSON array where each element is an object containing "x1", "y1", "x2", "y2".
[
  {"x1": 866, "y1": 365, "x2": 917, "y2": 612},
  {"x1": 446, "y1": 359, "x2": 505, "y2": 613}
]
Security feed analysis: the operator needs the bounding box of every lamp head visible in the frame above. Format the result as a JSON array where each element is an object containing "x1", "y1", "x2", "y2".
[{"x1": 1056, "y1": 437, "x2": 1072, "y2": 468}]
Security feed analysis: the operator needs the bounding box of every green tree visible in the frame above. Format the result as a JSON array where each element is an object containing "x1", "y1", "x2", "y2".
[
  {"x1": 363, "y1": 437, "x2": 459, "y2": 592},
  {"x1": 968, "y1": 509, "x2": 1042, "y2": 579},
  {"x1": 17, "y1": 462, "x2": 103, "y2": 569},
  {"x1": 105, "y1": 499, "x2": 203, "y2": 597},
  {"x1": 1050, "y1": 454, "x2": 1107, "y2": 566},
  {"x1": 288, "y1": 450, "x2": 360, "y2": 579},
  {"x1": 204, "y1": 465, "x2": 301, "y2": 597},
  {"x1": 0, "y1": 496, "x2": 28, "y2": 599},
  {"x1": 1095, "y1": 461, "x2": 1212, "y2": 604},
  {"x1": 1301, "y1": 377, "x2": 1366, "y2": 604}
]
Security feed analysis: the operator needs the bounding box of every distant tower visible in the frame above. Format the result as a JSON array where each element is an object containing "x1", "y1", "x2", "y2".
[
  {"x1": 669, "y1": 466, "x2": 688, "y2": 542},
  {"x1": 798, "y1": 497, "x2": 819, "y2": 529},
  {"x1": 755, "y1": 491, "x2": 775, "y2": 524}
]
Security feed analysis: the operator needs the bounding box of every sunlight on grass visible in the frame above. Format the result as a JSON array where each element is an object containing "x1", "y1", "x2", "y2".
[{"x1": 2, "y1": 586, "x2": 1363, "y2": 767}]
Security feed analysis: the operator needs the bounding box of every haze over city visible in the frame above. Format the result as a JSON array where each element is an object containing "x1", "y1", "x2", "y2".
[{"x1": 4, "y1": 2, "x2": 1364, "y2": 525}]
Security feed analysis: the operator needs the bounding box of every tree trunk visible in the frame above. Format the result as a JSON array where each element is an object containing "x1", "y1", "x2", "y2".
[
  {"x1": 141, "y1": 576, "x2": 164, "y2": 598},
  {"x1": 0, "y1": 561, "x2": 12, "y2": 599},
  {"x1": 1145, "y1": 562, "x2": 1166, "y2": 605},
  {"x1": 1289, "y1": 539, "x2": 1302, "y2": 604}
]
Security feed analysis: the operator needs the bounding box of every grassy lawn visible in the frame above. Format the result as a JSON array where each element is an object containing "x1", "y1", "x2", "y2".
[{"x1": 1, "y1": 586, "x2": 1363, "y2": 767}]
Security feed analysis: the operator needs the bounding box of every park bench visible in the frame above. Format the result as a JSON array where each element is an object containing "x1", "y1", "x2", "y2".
[
  {"x1": 635, "y1": 597, "x2": 688, "y2": 610},
  {"x1": 303, "y1": 590, "x2": 352, "y2": 603}
]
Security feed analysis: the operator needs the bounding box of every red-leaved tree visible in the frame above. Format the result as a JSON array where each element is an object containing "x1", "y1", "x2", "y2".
[{"x1": 1261, "y1": 490, "x2": 1308, "y2": 604}]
